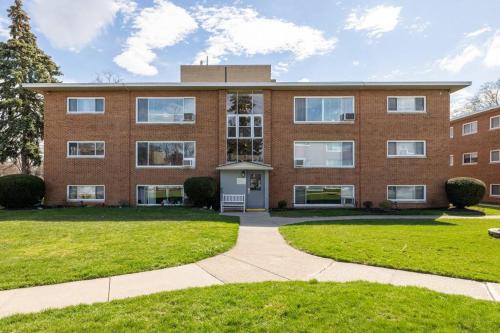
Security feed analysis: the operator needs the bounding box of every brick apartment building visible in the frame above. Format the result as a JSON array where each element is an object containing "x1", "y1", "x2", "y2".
[
  {"x1": 450, "y1": 106, "x2": 500, "y2": 204},
  {"x1": 25, "y1": 65, "x2": 469, "y2": 209}
]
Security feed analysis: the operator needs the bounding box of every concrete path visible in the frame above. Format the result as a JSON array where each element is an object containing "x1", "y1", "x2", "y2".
[{"x1": 0, "y1": 213, "x2": 499, "y2": 318}]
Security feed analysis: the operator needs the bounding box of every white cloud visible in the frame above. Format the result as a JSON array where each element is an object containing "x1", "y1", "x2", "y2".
[
  {"x1": 114, "y1": 0, "x2": 198, "y2": 76},
  {"x1": 450, "y1": 86, "x2": 474, "y2": 115},
  {"x1": 483, "y1": 31, "x2": 500, "y2": 67},
  {"x1": 344, "y1": 5, "x2": 401, "y2": 38},
  {"x1": 352, "y1": 60, "x2": 360, "y2": 66},
  {"x1": 298, "y1": 78, "x2": 310, "y2": 82},
  {"x1": 192, "y1": 6, "x2": 337, "y2": 65},
  {"x1": 406, "y1": 17, "x2": 430, "y2": 34},
  {"x1": 438, "y1": 45, "x2": 482, "y2": 73},
  {"x1": 30, "y1": 0, "x2": 137, "y2": 51},
  {"x1": 464, "y1": 26, "x2": 491, "y2": 38}
]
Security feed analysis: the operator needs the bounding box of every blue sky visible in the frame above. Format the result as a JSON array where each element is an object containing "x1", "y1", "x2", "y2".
[{"x1": 0, "y1": 0, "x2": 499, "y2": 112}]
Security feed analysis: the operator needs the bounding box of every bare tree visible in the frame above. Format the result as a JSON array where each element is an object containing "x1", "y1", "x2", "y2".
[
  {"x1": 94, "y1": 71, "x2": 124, "y2": 83},
  {"x1": 465, "y1": 79, "x2": 500, "y2": 112}
]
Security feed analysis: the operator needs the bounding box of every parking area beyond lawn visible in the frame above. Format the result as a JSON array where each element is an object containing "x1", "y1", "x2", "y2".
[
  {"x1": 280, "y1": 217, "x2": 500, "y2": 282},
  {"x1": 0, "y1": 282, "x2": 498, "y2": 332},
  {"x1": 0, "y1": 207, "x2": 238, "y2": 290}
]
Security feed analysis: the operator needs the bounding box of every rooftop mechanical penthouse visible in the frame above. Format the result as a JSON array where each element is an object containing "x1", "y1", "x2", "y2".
[{"x1": 25, "y1": 65, "x2": 470, "y2": 210}]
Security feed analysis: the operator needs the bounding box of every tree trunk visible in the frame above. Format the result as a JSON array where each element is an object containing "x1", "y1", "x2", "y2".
[{"x1": 21, "y1": 153, "x2": 30, "y2": 174}]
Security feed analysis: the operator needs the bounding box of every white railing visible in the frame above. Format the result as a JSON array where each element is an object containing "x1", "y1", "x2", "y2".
[{"x1": 221, "y1": 194, "x2": 246, "y2": 213}]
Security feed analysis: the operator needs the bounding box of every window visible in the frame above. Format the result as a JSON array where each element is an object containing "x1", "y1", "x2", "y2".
[
  {"x1": 387, "y1": 185, "x2": 426, "y2": 202},
  {"x1": 67, "y1": 98, "x2": 104, "y2": 113},
  {"x1": 136, "y1": 141, "x2": 195, "y2": 168},
  {"x1": 463, "y1": 152, "x2": 478, "y2": 165},
  {"x1": 491, "y1": 184, "x2": 500, "y2": 197},
  {"x1": 294, "y1": 97, "x2": 355, "y2": 123},
  {"x1": 491, "y1": 150, "x2": 500, "y2": 163},
  {"x1": 294, "y1": 141, "x2": 354, "y2": 168},
  {"x1": 491, "y1": 115, "x2": 500, "y2": 130},
  {"x1": 67, "y1": 185, "x2": 105, "y2": 201},
  {"x1": 387, "y1": 141, "x2": 426, "y2": 158},
  {"x1": 449, "y1": 155, "x2": 454, "y2": 166},
  {"x1": 67, "y1": 141, "x2": 105, "y2": 158},
  {"x1": 450, "y1": 127, "x2": 454, "y2": 139},
  {"x1": 137, "y1": 185, "x2": 184, "y2": 206},
  {"x1": 387, "y1": 96, "x2": 425, "y2": 113},
  {"x1": 226, "y1": 91, "x2": 264, "y2": 162},
  {"x1": 462, "y1": 121, "x2": 478, "y2": 136},
  {"x1": 136, "y1": 97, "x2": 195, "y2": 123},
  {"x1": 294, "y1": 185, "x2": 355, "y2": 206}
]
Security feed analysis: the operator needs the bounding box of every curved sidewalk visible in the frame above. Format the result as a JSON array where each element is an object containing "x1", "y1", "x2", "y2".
[{"x1": 0, "y1": 213, "x2": 499, "y2": 318}]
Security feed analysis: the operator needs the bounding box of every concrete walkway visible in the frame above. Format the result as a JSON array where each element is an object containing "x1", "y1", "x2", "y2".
[{"x1": 0, "y1": 213, "x2": 499, "y2": 318}]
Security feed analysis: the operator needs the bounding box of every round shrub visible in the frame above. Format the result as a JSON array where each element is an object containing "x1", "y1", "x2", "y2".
[
  {"x1": 184, "y1": 177, "x2": 217, "y2": 208},
  {"x1": 0, "y1": 174, "x2": 45, "y2": 209},
  {"x1": 446, "y1": 177, "x2": 486, "y2": 209}
]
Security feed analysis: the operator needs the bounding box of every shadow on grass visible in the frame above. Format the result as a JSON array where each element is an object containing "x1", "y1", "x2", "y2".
[
  {"x1": 0, "y1": 207, "x2": 238, "y2": 224},
  {"x1": 288, "y1": 219, "x2": 457, "y2": 227}
]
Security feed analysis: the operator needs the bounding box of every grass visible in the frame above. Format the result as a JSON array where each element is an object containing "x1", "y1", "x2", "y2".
[
  {"x1": 271, "y1": 204, "x2": 500, "y2": 218},
  {"x1": 280, "y1": 218, "x2": 500, "y2": 282},
  {"x1": 1, "y1": 282, "x2": 498, "y2": 332},
  {"x1": 0, "y1": 207, "x2": 238, "y2": 290}
]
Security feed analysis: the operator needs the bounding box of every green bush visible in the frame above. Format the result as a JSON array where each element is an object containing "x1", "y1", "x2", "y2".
[
  {"x1": 446, "y1": 177, "x2": 486, "y2": 209},
  {"x1": 277, "y1": 200, "x2": 287, "y2": 209},
  {"x1": 184, "y1": 177, "x2": 217, "y2": 208},
  {"x1": 0, "y1": 174, "x2": 45, "y2": 209}
]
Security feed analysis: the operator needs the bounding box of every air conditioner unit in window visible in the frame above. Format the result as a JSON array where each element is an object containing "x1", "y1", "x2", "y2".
[
  {"x1": 295, "y1": 159, "x2": 304, "y2": 167},
  {"x1": 343, "y1": 198, "x2": 354, "y2": 205},
  {"x1": 183, "y1": 159, "x2": 194, "y2": 167},
  {"x1": 183, "y1": 113, "x2": 194, "y2": 122},
  {"x1": 341, "y1": 113, "x2": 355, "y2": 121}
]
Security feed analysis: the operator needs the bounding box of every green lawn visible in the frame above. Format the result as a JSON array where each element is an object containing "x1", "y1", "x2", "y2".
[
  {"x1": 271, "y1": 204, "x2": 500, "y2": 218},
  {"x1": 1, "y1": 282, "x2": 498, "y2": 332},
  {"x1": 0, "y1": 207, "x2": 238, "y2": 290},
  {"x1": 280, "y1": 218, "x2": 500, "y2": 282}
]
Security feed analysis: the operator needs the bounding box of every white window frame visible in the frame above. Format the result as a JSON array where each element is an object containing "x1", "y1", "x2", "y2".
[
  {"x1": 67, "y1": 141, "x2": 105, "y2": 158},
  {"x1": 67, "y1": 185, "x2": 105, "y2": 202},
  {"x1": 462, "y1": 121, "x2": 478, "y2": 136},
  {"x1": 226, "y1": 114, "x2": 263, "y2": 139},
  {"x1": 293, "y1": 140, "x2": 355, "y2": 169},
  {"x1": 491, "y1": 115, "x2": 500, "y2": 130},
  {"x1": 449, "y1": 155, "x2": 454, "y2": 166},
  {"x1": 491, "y1": 184, "x2": 500, "y2": 197},
  {"x1": 387, "y1": 96, "x2": 426, "y2": 113},
  {"x1": 462, "y1": 152, "x2": 478, "y2": 165},
  {"x1": 67, "y1": 97, "x2": 105, "y2": 114},
  {"x1": 136, "y1": 97, "x2": 196, "y2": 124},
  {"x1": 386, "y1": 140, "x2": 426, "y2": 158},
  {"x1": 135, "y1": 141, "x2": 196, "y2": 169},
  {"x1": 490, "y1": 149, "x2": 500, "y2": 164},
  {"x1": 136, "y1": 185, "x2": 185, "y2": 206},
  {"x1": 450, "y1": 126, "x2": 454, "y2": 139},
  {"x1": 387, "y1": 185, "x2": 426, "y2": 203},
  {"x1": 293, "y1": 185, "x2": 355, "y2": 207},
  {"x1": 293, "y1": 96, "x2": 356, "y2": 124}
]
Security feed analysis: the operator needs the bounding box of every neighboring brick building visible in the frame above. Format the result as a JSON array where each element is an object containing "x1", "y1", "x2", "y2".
[
  {"x1": 25, "y1": 65, "x2": 469, "y2": 209},
  {"x1": 449, "y1": 107, "x2": 500, "y2": 204}
]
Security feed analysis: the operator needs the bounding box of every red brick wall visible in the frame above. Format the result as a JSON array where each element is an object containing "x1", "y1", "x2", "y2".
[
  {"x1": 44, "y1": 88, "x2": 452, "y2": 208},
  {"x1": 450, "y1": 108, "x2": 500, "y2": 204}
]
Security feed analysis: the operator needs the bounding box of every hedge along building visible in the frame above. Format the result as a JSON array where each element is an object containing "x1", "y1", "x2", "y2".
[
  {"x1": 449, "y1": 106, "x2": 500, "y2": 204},
  {"x1": 24, "y1": 65, "x2": 470, "y2": 210}
]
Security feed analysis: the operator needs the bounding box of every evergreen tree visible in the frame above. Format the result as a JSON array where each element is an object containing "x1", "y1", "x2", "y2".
[{"x1": 0, "y1": 0, "x2": 61, "y2": 174}]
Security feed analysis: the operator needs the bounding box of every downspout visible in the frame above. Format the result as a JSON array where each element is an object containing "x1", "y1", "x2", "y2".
[{"x1": 357, "y1": 90, "x2": 362, "y2": 208}]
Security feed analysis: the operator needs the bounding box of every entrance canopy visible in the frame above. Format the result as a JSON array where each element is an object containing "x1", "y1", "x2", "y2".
[{"x1": 216, "y1": 161, "x2": 273, "y2": 171}]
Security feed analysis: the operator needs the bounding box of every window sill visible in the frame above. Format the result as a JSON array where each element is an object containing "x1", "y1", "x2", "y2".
[
  {"x1": 462, "y1": 163, "x2": 478, "y2": 166},
  {"x1": 67, "y1": 112, "x2": 105, "y2": 115},
  {"x1": 294, "y1": 121, "x2": 355, "y2": 125},
  {"x1": 135, "y1": 121, "x2": 195, "y2": 125},
  {"x1": 462, "y1": 133, "x2": 477, "y2": 136},
  {"x1": 387, "y1": 111, "x2": 426, "y2": 114},
  {"x1": 387, "y1": 156, "x2": 427, "y2": 159},
  {"x1": 136, "y1": 166, "x2": 195, "y2": 169},
  {"x1": 293, "y1": 204, "x2": 355, "y2": 208},
  {"x1": 67, "y1": 156, "x2": 105, "y2": 159},
  {"x1": 294, "y1": 166, "x2": 355, "y2": 169},
  {"x1": 67, "y1": 199, "x2": 105, "y2": 202},
  {"x1": 388, "y1": 200, "x2": 426, "y2": 203}
]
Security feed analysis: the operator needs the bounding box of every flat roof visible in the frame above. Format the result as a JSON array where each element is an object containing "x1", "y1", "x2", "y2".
[
  {"x1": 451, "y1": 106, "x2": 500, "y2": 122},
  {"x1": 23, "y1": 81, "x2": 471, "y2": 93}
]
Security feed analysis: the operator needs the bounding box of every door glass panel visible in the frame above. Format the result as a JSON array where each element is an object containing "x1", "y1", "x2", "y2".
[{"x1": 249, "y1": 173, "x2": 262, "y2": 191}]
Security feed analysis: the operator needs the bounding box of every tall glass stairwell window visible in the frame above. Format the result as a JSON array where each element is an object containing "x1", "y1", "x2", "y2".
[{"x1": 226, "y1": 91, "x2": 264, "y2": 162}]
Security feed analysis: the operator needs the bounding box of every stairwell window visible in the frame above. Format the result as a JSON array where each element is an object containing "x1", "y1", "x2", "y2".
[
  {"x1": 67, "y1": 98, "x2": 104, "y2": 113},
  {"x1": 137, "y1": 185, "x2": 184, "y2": 206},
  {"x1": 463, "y1": 152, "x2": 478, "y2": 165},
  {"x1": 294, "y1": 141, "x2": 354, "y2": 168},
  {"x1": 294, "y1": 185, "x2": 355, "y2": 207},
  {"x1": 387, "y1": 141, "x2": 426, "y2": 158},
  {"x1": 462, "y1": 121, "x2": 478, "y2": 136},
  {"x1": 136, "y1": 141, "x2": 195, "y2": 168},
  {"x1": 67, "y1": 141, "x2": 105, "y2": 158},
  {"x1": 387, "y1": 185, "x2": 426, "y2": 202},
  {"x1": 136, "y1": 97, "x2": 195, "y2": 123},
  {"x1": 491, "y1": 115, "x2": 500, "y2": 130},
  {"x1": 387, "y1": 96, "x2": 425, "y2": 113},
  {"x1": 67, "y1": 185, "x2": 105, "y2": 201},
  {"x1": 294, "y1": 97, "x2": 355, "y2": 123}
]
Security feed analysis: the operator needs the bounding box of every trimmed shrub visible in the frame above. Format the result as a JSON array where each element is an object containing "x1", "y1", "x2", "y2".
[
  {"x1": 378, "y1": 200, "x2": 393, "y2": 211},
  {"x1": 363, "y1": 201, "x2": 373, "y2": 209},
  {"x1": 184, "y1": 177, "x2": 217, "y2": 208},
  {"x1": 0, "y1": 174, "x2": 45, "y2": 209},
  {"x1": 446, "y1": 177, "x2": 486, "y2": 209},
  {"x1": 277, "y1": 200, "x2": 287, "y2": 209}
]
